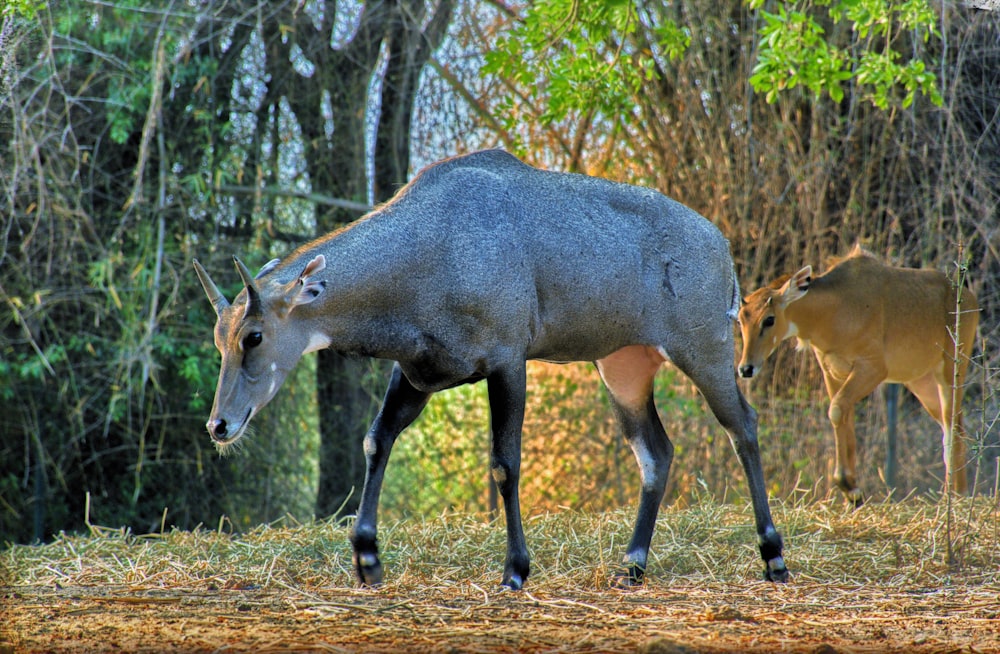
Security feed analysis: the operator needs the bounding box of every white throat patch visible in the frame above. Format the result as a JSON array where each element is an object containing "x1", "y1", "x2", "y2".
[{"x1": 303, "y1": 332, "x2": 332, "y2": 354}]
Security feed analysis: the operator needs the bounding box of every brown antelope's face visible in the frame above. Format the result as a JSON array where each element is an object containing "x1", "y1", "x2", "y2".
[
  {"x1": 737, "y1": 266, "x2": 812, "y2": 379},
  {"x1": 193, "y1": 256, "x2": 329, "y2": 451}
]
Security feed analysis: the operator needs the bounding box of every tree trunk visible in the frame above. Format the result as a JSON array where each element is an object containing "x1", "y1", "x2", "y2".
[
  {"x1": 315, "y1": 351, "x2": 378, "y2": 516},
  {"x1": 260, "y1": 0, "x2": 454, "y2": 519}
]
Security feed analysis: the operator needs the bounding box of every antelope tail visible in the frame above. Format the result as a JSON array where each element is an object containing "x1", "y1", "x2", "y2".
[{"x1": 727, "y1": 263, "x2": 741, "y2": 322}]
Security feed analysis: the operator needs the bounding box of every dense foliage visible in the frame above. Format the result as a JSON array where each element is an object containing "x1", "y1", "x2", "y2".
[{"x1": 1, "y1": 1, "x2": 333, "y2": 543}]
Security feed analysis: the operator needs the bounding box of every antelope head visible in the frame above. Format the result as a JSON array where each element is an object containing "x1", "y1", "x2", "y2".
[
  {"x1": 193, "y1": 255, "x2": 330, "y2": 450},
  {"x1": 737, "y1": 266, "x2": 812, "y2": 379}
]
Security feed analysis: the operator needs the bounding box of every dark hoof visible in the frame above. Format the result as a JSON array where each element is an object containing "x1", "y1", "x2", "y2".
[
  {"x1": 353, "y1": 550, "x2": 384, "y2": 587},
  {"x1": 610, "y1": 562, "x2": 645, "y2": 589},
  {"x1": 763, "y1": 557, "x2": 790, "y2": 583},
  {"x1": 501, "y1": 573, "x2": 524, "y2": 590},
  {"x1": 501, "y1": 556, "x2": 530, "y2": 590},
  {"x1": 835, "y1": 478, "x2": 864, "y2": 509},
  {"x1": 610, "y1": 573, "x2": 644, "y2": 589}
]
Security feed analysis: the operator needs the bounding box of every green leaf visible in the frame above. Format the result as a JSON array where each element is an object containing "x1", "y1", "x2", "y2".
[{"x1": 747, "y1": 0, "x2": 941, "y2": 110}]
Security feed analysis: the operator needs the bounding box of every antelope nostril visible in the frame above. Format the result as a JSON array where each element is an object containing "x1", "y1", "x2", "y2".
[
  {"x1": 207, "y1": 419, "x2": 228, "y2": 439},
  {"x1": 739, "y1": 365, "x2": 754, "y2": 378}
]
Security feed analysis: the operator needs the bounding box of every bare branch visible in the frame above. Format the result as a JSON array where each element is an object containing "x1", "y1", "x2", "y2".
[{"x1": 216, "y1": 184, "x2": 372, "y2": 214}]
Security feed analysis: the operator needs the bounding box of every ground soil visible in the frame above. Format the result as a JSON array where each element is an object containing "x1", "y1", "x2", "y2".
[{"x1": 4, "y1": 576, "x2": 998, "y2": 653}]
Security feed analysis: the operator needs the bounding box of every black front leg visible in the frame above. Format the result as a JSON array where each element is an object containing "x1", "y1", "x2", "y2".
[
  {"x1": 729, "y1": 401, "x2": 789, "y2": 582},
  {"x1": 699, "y1": 376, "x2": 788, "y2": 582},
  {"x1": 350, "y1": 363, "x2": 431, "y2": 586},
  {"x1": 486, "y1": 363, "x2": 530, "y2": 589}
]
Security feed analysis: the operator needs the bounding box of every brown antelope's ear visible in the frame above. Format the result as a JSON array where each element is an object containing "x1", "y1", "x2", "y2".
[
  {"x1": 288, "y1": 255, "x2": 327, "y2": 308},
  {"x1": 780, "y1": 265, "x2": 812, "y2": 304}
]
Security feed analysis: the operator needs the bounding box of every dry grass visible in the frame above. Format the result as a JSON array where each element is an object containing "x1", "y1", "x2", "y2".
[{"x1": 3, "y1": 498, "x2": 999, "y2": 653}]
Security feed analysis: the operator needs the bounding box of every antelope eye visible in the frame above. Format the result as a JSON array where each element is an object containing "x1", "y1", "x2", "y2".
[
  {"x1": 762, "y1": 316, "x2": 775, "y2": 328},
  {"x1": 243, "y1": 332, "x2": 263, "y2": 349}
]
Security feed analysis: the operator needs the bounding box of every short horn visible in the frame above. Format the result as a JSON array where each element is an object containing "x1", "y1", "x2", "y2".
[
  {"x1": 233, "y1": 256, "x2": 262, "y2": 317},
  {"x1": 192, "y1": 259, "x2": 230, "y2": 315}
]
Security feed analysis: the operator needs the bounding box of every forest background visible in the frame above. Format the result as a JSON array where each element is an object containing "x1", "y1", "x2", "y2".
[{"x1": 1, "y1": 0, "x2": 998, "y2": 547}]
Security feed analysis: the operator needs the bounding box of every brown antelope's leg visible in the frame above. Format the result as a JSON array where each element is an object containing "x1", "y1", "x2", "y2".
[
  {"x1": 906, "y1": 373, "x2": 944, "y2": 424},
  {"x1": 825, "y1": 374, "x2": 859, "y2": 502},
  {"x1": 939, "y1": 384, "x2": 969, "y2": 495},
  {"x1": 821, "y1": 362, "x2": 884, "y2": 507},
  {"x1": 951, "y1": 288, "x2": 979, "y2": 495},
  {"x1": 942, "y1": 327, "x2": 974, "y2": 495},
  {"x1": 911, "y1": 368, "x2": 970, "y2": 495},
  {"x1": 905, "y1": 372, "x2": 969, "y2": 494},
  {"x1": 486, "y1": 362, "x2": 530, "y2": 590},
  {"x1": 948, "y1": 358, "x2": 971, "y2": 495},
  {"x1": 668, "y1": 345, "x2": 788, "y2": 582},
  {"x1": 351, "y1": 363, "x2": 431, "y2": 586},
  {"x1": 596, "y1": 345, "x2": 668, "y2": 586}
]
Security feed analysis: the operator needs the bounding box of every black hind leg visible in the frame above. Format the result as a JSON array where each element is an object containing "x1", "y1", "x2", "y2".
[{"x1": 597, "y1": 346, "x2": 673, "y2": 585}]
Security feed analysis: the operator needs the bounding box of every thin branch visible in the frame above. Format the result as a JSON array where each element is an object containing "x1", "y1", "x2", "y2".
[
  {"x1": 122, "y1": 20, "x2": 168, "y2": 216},
  {"x1": 0, "y1": 282, "x2": 56, "y2": 378},
  {"x1": 480, "y1": 0, "x2": 518, "y2": 20},
  {"x1": 216, "y1": 184, "x2": 372, "y2": 214}
]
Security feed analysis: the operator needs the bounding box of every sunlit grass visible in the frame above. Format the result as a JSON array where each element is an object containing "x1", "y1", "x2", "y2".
[{"x1": 5, "y1": 496, "x2": 998, "y2": 592}]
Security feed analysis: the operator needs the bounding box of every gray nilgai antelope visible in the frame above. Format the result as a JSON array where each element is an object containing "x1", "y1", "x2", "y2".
[{"x1": 193, "y1": 149, "x2": 789, "y2": 589}]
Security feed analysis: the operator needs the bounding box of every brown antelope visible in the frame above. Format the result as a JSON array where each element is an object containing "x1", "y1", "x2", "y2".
[
  {"x1": 194, "y1": 149, "x2": 789, "y2": 589},
  {"x1": 738, "y1": 246, "x2": 978, "y2": 504}
]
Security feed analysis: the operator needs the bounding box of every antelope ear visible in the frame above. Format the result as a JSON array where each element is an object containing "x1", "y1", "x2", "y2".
[
  {"x1": 289, "y1": 255, "x2": 327, "y2": 308},
  {"x1": 780, "y1": 265, "x2": 812, "y2": 304}
]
